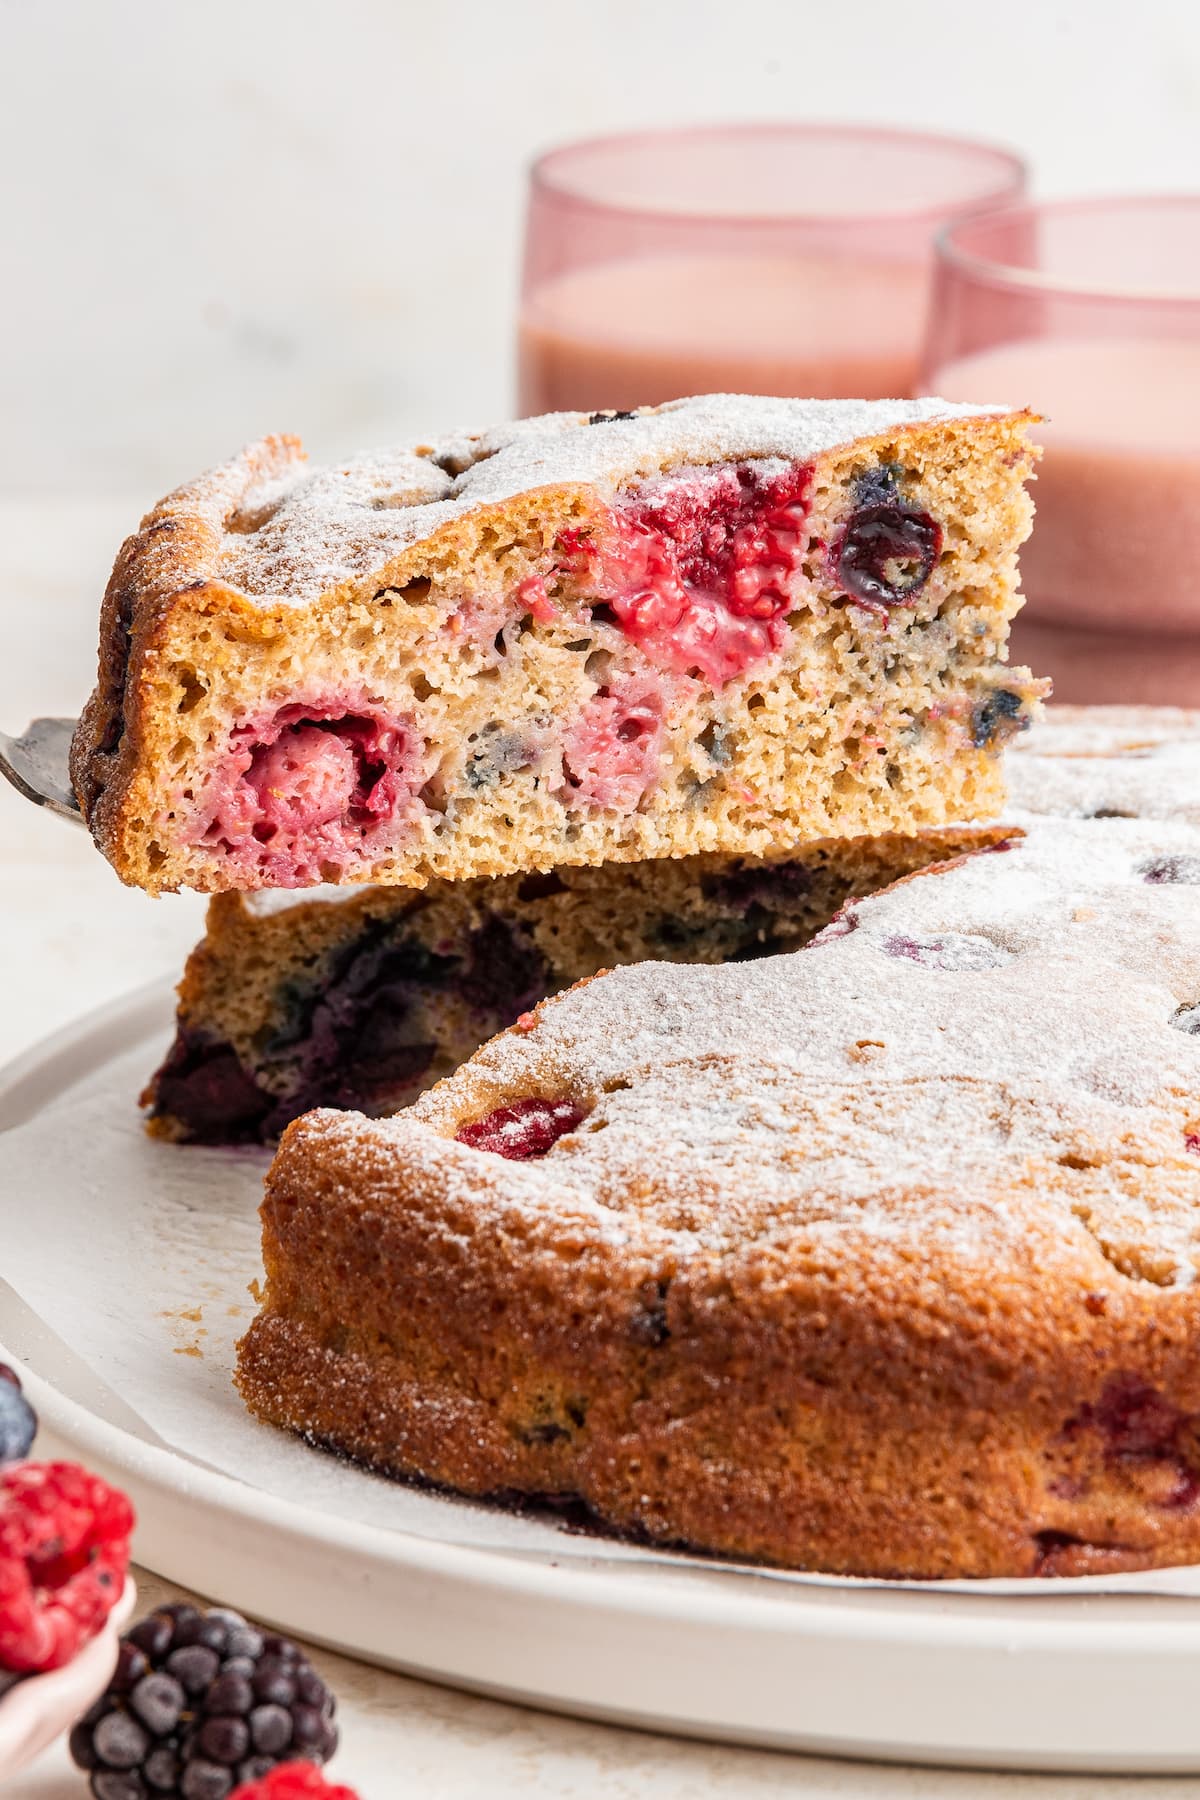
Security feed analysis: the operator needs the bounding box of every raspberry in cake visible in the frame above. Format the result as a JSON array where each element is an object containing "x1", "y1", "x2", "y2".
[
  {"x1": 236, "y1": 796, "x2": 1200, "y2": 1580},
  {"x1": 70, "y1": 396, "x2": 1043, "y2": 895}
]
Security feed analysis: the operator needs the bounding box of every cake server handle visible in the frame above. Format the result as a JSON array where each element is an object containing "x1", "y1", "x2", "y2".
[{"x1": 0, "y1": 717, "x2": 84, "y2": 824}]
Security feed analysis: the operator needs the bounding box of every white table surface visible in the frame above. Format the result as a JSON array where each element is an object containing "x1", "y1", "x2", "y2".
[{"x1": 2, "y1": 499, "x2": 1197, "y2": 1798}]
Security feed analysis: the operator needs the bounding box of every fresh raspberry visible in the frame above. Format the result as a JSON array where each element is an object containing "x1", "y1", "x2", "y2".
[
  {"x1": 70, "y1": 1603, "x2": 338, "y2": 1798},
  {"x1": 0, "y1": 1364, "x2": 37, "y2": 1466},
  {"x1": 0, "y1": 1461, "x2": 134, "y2": 1673},
  {"x1": 230, "y1": 1761, "x2": 360, "y2": 1800},
  {"x1": 456, "y1": 1097, "x2": 584, "y2": 1159}
]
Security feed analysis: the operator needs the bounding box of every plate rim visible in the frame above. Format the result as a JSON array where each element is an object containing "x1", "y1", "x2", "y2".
[{"x1": 12, "y1": 981, "x2": 1200, "y2": 1770}]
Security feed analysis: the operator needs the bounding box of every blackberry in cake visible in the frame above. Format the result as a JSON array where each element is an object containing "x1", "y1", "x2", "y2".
[
  {"x1": 236, "y1": 785, "x2": 1200, "y2": 1579},
  {"x1": 71, "y1": 395, "x2": 1043, "y2": 895},
  {"x1": 144, "y1": 827, "x2": 1007, "y2": 1145}
]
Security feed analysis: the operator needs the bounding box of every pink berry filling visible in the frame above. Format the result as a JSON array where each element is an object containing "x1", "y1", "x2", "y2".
[
  {"x1": 560, "y1": 462, "x2": 813, "y2": 687},
  {"x1": 562, "y1": 678, "x2": 665, "y2": 811},
  {"x1": 198, "y1": 696, "x2": 421, "y2": 886},
  {"x1": 456, "y1": 1096, "x2": 585, "y2": 1159}
]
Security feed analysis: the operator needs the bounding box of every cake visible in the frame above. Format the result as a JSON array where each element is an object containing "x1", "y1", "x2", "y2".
[
  {"x1": 236, "y1": 734, "x2": 1200, "y2": 1579},
  {"x1": 144, "y1": 825, "x2": 1005, "y2": 1144},
  {"x1": 70, "y1": 396, "x2": 1043, "y2": 895},
  {"x1": 144, "y1": 706, "x2": 1199, "y2": 1145}
]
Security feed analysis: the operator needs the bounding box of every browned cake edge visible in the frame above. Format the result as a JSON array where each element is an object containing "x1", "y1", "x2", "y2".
[{"x1": 236, "y1": 1104, "x2": 1200, "y2": 1582}]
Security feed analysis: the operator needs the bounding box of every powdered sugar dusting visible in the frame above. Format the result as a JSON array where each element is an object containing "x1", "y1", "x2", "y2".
[
  {"x1": 308, "y1": 795, "x2": 1200, "y2": 1292},
  {"x1": 1009, "y1": 704, "x2": 1200, "y2": 828},
  {"x1": 211, "y1": 395, "x2": 1008, "y2": 605}
]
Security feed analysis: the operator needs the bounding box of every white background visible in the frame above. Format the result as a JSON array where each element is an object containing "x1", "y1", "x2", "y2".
[{"x1": 2, "y1": 0, "x2": 1199, "y2": 497}]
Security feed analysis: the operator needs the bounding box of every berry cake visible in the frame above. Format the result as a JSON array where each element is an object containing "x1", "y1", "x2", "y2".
[
  {"x1": 237, "y1": 783, "x2": 1200, "y2": 1579},
  {"x1": 144, "y1": 825, "x2": 1005, "y2": 1145},
  {"x1": 143, "y1": 706, "x2": 1198, "y2": 1145},
  {"x1": 70, "y1": 396, "x2": 1043, "y2": 895}
]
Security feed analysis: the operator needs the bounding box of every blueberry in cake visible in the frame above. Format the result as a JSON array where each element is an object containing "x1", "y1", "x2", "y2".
[
  {"x1": 71, "y1": 395, "x2": 1043, "y2": 895},
  {"x1": 144, "y1": 825, "x2": 1007, "y2": 1144},
  {"x1": 236, "y1": 783, "x2": 1200, "y2": 1580}
]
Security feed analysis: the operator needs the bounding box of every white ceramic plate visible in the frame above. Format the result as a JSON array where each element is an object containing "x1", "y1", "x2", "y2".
[{"x1": 5, "y1": 986, "x2": 1200, "y2": 1773}]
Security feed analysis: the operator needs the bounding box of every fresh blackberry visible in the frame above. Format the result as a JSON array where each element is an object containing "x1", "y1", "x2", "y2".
[
  {"x1": 0, "y1": 1364, "x2": 37, "y2": 1465},
  {"x1": 70, "y1": 1603, "x2": 338, "y2": 1799}
]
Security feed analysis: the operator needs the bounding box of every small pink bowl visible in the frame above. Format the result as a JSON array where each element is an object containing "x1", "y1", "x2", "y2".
[{"x1": 0, "y1": 1578, "x2": 135, "y2": 1782}]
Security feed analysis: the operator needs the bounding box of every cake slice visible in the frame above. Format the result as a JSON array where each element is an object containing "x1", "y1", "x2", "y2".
[
  {"x1": 71, "y1": 395, "x2": 1043, "y2": 895},
  {"x1": 236, "y1": 802, "x2": 1200, "y2": 1580},
  {"x1": 143, "y1": 825, "x2": 1005, "y2": 1144}
]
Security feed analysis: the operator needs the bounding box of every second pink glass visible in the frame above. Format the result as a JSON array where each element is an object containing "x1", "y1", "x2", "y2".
[
  {"x1": 925, "y1": 196, "x2": 1200, "y2": 703},
  {"x1": 518, "y1": 123, "x2": 1025, "y2": 415}
]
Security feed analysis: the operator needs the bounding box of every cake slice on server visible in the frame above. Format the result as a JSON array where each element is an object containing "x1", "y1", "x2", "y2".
[{"x1": 70, "y1": 395, "x2": 1044, "y2": 895}]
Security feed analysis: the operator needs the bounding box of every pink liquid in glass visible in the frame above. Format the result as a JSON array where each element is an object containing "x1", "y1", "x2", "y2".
[
  {"x1": 935, "y1": 337, "x2": 1200, "y2": 702},
  {"x1": 519, "y1": 125, "x2": 1025, "y2": 418},
  {"x1": 518, "y1": 252, "x2": 928, "y2": 413}
]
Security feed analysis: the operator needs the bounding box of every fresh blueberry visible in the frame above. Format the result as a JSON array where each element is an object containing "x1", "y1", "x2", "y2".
[{"x1": 0, "y1": 1364, "x2": 36, "y2": 1463}]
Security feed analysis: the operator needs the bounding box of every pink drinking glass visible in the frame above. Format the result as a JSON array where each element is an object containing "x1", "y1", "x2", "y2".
[
  {"x1": 924, "y1": 196, "x2": 1200, "y2": 704},
  {"x1": 518, "y1": 123, "x2": 1026, "y2": 416}
]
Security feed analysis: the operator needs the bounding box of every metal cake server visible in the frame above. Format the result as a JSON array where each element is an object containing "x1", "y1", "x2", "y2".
[{"x1": 0, "y1": 718, "x2": 83, "y2": 823}]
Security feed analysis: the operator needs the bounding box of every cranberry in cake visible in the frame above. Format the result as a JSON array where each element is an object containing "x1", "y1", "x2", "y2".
[
  {"x1": 236, "y1": 799, "x2": 1200, "y2": 1580},
  {"x1": 71, "y1": 395, "x2": 1044, "y2": 894},
  {"x1": 144, "y1": 827, "x2": 1002, "y2": 1144}
]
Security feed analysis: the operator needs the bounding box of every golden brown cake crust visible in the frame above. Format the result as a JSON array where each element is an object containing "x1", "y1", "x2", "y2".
[
  {"x1": 71, "y1": 435, "x2": 304, "y2": 842},
  {"x1": 70, "y1": 397, "x2": 1042, "y2": 895},
  {"x1": 236, "y1": 716, "x2": 1200, "y2": 1578}
]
